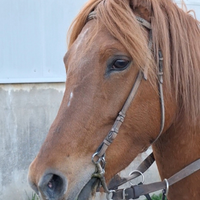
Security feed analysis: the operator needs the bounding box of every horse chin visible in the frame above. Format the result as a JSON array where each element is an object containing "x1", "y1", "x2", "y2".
[{"x1": 76, "y1": 178, "x2": 100, "y2": 200}]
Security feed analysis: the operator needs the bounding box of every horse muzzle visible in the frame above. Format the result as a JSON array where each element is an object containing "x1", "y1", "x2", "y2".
[
  {"x1": 29, "y1": 169, "x2": 67, "y2": 200},
  {"x1": 28, "y1": 168, "x2": 100, "y2": 200}
]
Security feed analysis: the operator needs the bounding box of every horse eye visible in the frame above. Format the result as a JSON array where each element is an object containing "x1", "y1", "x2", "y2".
[{"x1": 112, "y1": 59, "x2": 130, "y2": 70}]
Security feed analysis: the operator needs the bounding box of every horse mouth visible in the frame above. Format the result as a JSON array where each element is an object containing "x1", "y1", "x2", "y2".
[{"x1": 76, "y1": 177, "x2": 100, "y2": 200}]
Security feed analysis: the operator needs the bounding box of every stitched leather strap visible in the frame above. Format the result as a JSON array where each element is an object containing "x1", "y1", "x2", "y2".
[
  {"x1": 96, "y1": 71, "x2": 144, "y2": 158},
  {"x1": 136, "y1": 16, "x2": 152, "y2": 29}
]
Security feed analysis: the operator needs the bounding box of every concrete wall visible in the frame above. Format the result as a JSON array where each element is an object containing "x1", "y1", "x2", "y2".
[
  {"x1": 0, "y1": 83, "x2": 160, "y2": 200},
  {"x1": 0, "y1": 83, "x2": 65, "y2": 200}
]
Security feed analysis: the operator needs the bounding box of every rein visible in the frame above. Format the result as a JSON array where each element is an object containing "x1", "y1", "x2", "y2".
[{"x1": 87, "y1": 12, "x2": 200, "y2": 200}]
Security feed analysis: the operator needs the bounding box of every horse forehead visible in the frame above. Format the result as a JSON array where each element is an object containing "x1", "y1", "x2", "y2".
[
  {"x1": 74, "y1": 27, "x2": 90, "y2": 51},
  {"x1": 74, "y1": 21, "x2": 117, "y2": 52},
  {"x1": 68, "y1": 21, "x2": 129, "y2": 72}
]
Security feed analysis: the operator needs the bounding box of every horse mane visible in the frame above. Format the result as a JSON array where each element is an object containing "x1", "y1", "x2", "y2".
[{"x1": 67, "y1": 0, "x2": 200, "y2": 127}]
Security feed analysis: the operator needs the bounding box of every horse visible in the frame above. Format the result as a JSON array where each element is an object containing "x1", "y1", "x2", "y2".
[{"x1": 28, "y1": 0, "x2": 200, "y2": 199}]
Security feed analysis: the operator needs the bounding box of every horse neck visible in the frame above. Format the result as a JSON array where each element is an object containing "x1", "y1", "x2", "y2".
[{"x1": 152, "y1": 120, "x2": 200, "y2": 199}]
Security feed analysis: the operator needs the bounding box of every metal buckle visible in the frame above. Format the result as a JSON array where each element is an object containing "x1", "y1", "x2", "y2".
[
  {"x1": 122, "y1": 188, "x2": 128, "y2": 200},
  {"x1": 106, "y1": 190, "x2": 115, "y2": 200},
  {"x1": 92, "y1": 152, "x2": 111, "y2": 194}
]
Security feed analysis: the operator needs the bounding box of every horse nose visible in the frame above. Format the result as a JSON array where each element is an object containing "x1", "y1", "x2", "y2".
[{"x1": 29, "y1": 171, "x2": 67, "y2": 200}]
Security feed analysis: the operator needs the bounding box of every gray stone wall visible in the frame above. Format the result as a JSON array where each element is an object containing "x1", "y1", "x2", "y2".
[{"x1": 0, "y1": 83, "x2": 160, "y2": 200}]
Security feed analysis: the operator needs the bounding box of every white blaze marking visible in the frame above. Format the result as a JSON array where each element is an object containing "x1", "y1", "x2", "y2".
[
  {"x1": 67, "y1": 92, "x2": 74, "y2": 107},
  {"x1": 74, "y1": 28, "x2": 89, "y2": 50},
  {"x1": 67, "y1": 28, "x2": 89, "y2": 107}
]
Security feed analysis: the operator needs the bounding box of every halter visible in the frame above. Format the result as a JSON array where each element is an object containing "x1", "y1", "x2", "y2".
[{"x1": 87, "y1": 12, "x2": 200, "y2": 200}]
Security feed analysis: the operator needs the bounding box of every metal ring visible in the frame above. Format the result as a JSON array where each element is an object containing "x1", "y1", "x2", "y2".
[
  {"x1": 92, "y1": 152, "x2": 101, "y2": 164},
  {"x1": 92, "y1": 152, "x2": 106, "y2": 167},
  {"x1": 129, "y1": 170, "x2": 145, "y2": 185},
  {"x1": 163, "y1": 178, "x2": 169, "y2": 196},
  {"x1": 106, "y1": 190, "x2": 115, "y2": 200}
]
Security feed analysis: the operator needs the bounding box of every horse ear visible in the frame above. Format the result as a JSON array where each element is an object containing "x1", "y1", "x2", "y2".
[{"x1": 129, "y1": 0, "x2": 152, "y2": 22}]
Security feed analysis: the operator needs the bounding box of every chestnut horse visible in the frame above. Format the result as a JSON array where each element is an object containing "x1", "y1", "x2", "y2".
[{"x1": 28, "y1": 0, "x2": 200, "y2": 199}]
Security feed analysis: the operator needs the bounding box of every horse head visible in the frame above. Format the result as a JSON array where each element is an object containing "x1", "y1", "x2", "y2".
[{"x1": 28, "y1": 0, "x2": 200, "y2": 200}]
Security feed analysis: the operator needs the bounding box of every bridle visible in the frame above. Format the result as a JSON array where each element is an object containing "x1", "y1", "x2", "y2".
[
  {"x1": 90, "y1": 15, "x2": 165, "y2": 160},
  {"x1": 86, "y1": 11, "x2": 200, "y2": 200}
]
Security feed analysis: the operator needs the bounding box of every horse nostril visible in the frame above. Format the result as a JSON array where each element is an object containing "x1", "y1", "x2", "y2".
[{"x1": 38, "y1": 172, "x2": 67, "y2": 200}]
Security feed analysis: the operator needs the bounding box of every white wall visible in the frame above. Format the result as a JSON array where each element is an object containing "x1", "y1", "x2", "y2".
[
  {"x1": 0, "y1": 0, "x2": 87, "y2": 83},
  {"x1": 176, "y1": 0, "x2": 200, "y2": 19},
  {"x1": 0, "y1": 0, "x2": 199, "y2": 83}
]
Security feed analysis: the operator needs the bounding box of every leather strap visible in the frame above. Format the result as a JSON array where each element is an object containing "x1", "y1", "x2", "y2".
[
  {"x1": 95, "y1": 17, "x2": 153, "y2": 158},
  {"x1": 151, "y1": 50, "x2": 165, "y2": 144},
  {"x1": 87, "y1": 12, "x2": 152, "y2": 31},
  {"x1": 90, "y1": 14, "x2": 166, "y2": 197},
  {"x1": 112, "y1": 158, "x2": 200, "y2": 200},
  {"x1": 136, "y1": 16, "x2": 152, "y2": 29},
  {"x1": 87, "y1": 11, "x2": 96, "y2": 22},
  {"x1": 108, "y1": 153, "x2": 155, "y2": 190},
  {"x1": 86, "y1": 12, "x2": 200, "y2": 200},
  {"x1": 96, "y1": 71, "x2": 144, "y2": 158}
]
